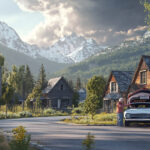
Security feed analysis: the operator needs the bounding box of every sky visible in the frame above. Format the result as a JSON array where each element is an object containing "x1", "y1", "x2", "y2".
[{"x1": 0, "y1": 0, "x2": 148, "y2": 47}]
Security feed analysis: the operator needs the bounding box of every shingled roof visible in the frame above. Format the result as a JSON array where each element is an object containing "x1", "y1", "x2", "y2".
[
  {"x1": 111, "y1": 71, "x2": 134, "y2": 92},
  {"x1": 142, "y1": 55, "x2": 150, "y2": 70},
  {"x1": 43, "y1": 77, "x2": 63, "y2": 94},
  {"x1": 131, "y1": 55, "x2": 150, "y2": 85}
]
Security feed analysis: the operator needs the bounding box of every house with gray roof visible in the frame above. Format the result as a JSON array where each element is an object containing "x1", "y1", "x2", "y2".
[
  {"x1": 42, "y1": 76, "x2": 73, "y2": 109},
  {"x1": 103, "y1": 71, "x2": 134, "y2": 112},
  {"x1": 128, "y1": 55, "x2": 150, "y2": 93}
]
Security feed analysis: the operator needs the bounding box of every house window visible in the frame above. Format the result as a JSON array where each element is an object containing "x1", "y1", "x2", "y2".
[
  {"x1": 60, "y1": 84, "x2": 64, "y2": 90},
  {"x1": 110, "y1": 82, "x2": 117, "y2": 93},
  {"x1": 140, "y1": 71, "x2": 147, "y2": 84}
]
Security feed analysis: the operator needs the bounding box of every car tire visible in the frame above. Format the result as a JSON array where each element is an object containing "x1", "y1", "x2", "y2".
[{"x1": 125, "y1": 121, "x2": 130, "y2": 127}]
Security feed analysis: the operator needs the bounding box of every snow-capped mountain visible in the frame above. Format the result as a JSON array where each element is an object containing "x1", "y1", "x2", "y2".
[
  {"x1": 102, "y1": 29, "x2": 150, "y2": 54},
  {"x1": 0, "y1": 21, "x2": 105, "y2": 63}
]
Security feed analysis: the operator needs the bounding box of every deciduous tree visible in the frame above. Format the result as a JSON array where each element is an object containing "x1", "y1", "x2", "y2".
[
  {"x1": 84, "y1": 94, "x2": 99, "y2": 119},
  {"x1": 86, "y1": 76, "x2": 106, "y2": 108}
]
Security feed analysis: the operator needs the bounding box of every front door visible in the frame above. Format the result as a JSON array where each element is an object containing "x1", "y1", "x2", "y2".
[{"x1": 57, "y1": 99, "x2": 61, "y2": 108}]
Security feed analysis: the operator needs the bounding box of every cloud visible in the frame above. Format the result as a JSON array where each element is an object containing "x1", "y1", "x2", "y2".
[{"x1": 14, "y1": 0, "x2": 147, "y2": 46}]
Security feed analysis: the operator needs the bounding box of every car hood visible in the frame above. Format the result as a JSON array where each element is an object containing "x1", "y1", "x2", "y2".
[{"x1": 125, "y1": 108, "x2": 150, "y2": 114}]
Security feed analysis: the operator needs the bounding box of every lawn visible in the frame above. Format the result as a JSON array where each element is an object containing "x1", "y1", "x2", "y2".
[
  {"x1": 63, "y1": 113, "x2": 117, "y2": 125},
  {"x1": 0, "y1": 105, "x2": 69, "y2": 119}
]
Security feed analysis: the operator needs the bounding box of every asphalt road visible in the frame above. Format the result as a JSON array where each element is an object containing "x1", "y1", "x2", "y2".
[{"x1": 0, "y1": 116, "x2": 150, "y2": 150}]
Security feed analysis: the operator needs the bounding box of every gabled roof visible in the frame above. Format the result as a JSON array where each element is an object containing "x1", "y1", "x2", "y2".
[
  {"x1": 131, "y1": 55, "x2": 150, "y2": 85},
  {"x1": 48, "y1": 77, "x2": 62, "y2": 87},
  {"x1": 109, "y1": 71, "x2": 134, "y2": 93},
  {"x1": 142, "y1": 55, "x2": 150, "y2": 70},
  {"x1": 43, "y1": 77, "x2": 63, "y2": 94}
]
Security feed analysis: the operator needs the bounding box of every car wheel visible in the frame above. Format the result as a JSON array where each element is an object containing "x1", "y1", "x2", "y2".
[{"x1": 125, "y1": 121, "x2": 130, "y2": 127}]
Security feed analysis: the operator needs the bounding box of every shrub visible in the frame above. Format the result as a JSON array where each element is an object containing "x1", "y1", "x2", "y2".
[
  {"x1": 0, "y1": 112, "x2": 19, "y2": 119},
  {"x1": 94, "y1": 113, "x2": 116, "y2": 122},
  {"x1": 82, "y1": 132, "x2": 95, "y2": 150},
  {"x1": 43, "y1": 108, "x2": 56, "y2": 115},
  {"x1": 55, "y1": 111, "x2": 68, "y2": 116},
  {"x1": 7, "y1": 112, "x2": 19, "y2": 119},
  {"x1": 9, "y1": 126, "x2": 31, "y2": 150},
  {"x1": 0, "y1": 112, "x2": 6, "y2": 119},
  {"x1": 72, "y1": 107, "x2": 84, "y2": 115},
  {"x1": 19, "y1": 111, "x2": 32, "y2": 118}
]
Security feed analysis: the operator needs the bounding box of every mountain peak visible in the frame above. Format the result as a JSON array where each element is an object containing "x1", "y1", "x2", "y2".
[{"x1": 0, "y1": 21, "x2": 105, "y2": 64}]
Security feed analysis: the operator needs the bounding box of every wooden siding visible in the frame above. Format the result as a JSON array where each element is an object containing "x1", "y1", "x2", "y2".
[
  {"x1": 132, "y1": 60, "x2": 150, "y2": 89},
  {"x1": 46, "y1": 78, "x2": 73, "y2": 108}
]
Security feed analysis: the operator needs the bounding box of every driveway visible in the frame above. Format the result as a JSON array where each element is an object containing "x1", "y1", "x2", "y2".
[{"x1": 0, "y1": 116, "x2": 149, "y2": 150}]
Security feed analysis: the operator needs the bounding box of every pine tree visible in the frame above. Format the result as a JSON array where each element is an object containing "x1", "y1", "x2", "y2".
[
  {"x1": 2, "y1": 83, "x2": 14, "y2": 118},
  {"x1": 76, "y1": 77, "x2": 82, "y2": 90},
  {"x1": 25, "y1": 65, "x2": 34, "y2": 98},
  {"x1": 18, "y1": 65, "x2": 26, "y2": 99},
  {"x1": 37, "y1": 64, "x2": 47, "y2": 90},
  {"x1": 7, "y1": 65, "x2": 19, "y2": 91},
  {"x1": 0, "y1": 54, "x2": 4, "y2": 66}
]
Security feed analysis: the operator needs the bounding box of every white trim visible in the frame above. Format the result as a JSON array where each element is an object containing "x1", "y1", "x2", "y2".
[
  {"x1": 110, "y1": 81, "x2": 118, "y2": 93},
  {"x1": 139, "y1": 70, "x2": 147, "y2": 72},
  {"x1": 140, "y1": 70, "x2": 147, "y2": 85}
]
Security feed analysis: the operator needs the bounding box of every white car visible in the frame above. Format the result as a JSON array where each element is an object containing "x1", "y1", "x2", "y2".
[{"x1": 124, "y1": 89, "x2": 150, "y2": 126}]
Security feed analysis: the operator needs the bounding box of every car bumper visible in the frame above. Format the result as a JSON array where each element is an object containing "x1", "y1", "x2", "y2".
[{"x1": 125, "y1": 119, "x2": 150, "y2": 122}]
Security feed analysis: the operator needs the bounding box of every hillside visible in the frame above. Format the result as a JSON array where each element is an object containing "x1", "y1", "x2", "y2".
[
  {"x1": 0, "y1": 43, "x2": 69, "y2": 76},
  {"x1": 53, "y1": 37, "x2": 150, "y2": 82}
]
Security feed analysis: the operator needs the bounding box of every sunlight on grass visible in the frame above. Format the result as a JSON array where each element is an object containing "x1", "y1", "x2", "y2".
[
  {"x1": 0, "y1": 105, "x2": 68, "y2": 119},
  {"x1": 63, "y1": 113, "x2": 117, "y2": 125}
]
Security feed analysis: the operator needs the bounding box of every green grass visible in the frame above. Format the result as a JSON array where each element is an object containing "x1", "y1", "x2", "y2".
[
  {"x1": 63, "y1": 113, "x2": 117, "y2": 125},
  {"x1": 0, "y1": 105, "x2": 69, "y2": 119}
]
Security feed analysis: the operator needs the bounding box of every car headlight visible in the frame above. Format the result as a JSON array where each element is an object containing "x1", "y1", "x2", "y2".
[{"x1": 125, "y1": 113, "x2": 130, "y2": 119}]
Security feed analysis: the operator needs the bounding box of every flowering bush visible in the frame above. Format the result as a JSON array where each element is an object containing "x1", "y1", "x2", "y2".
[{"x1": 9, "y1": 126, "x2": 31, "y2": 150}]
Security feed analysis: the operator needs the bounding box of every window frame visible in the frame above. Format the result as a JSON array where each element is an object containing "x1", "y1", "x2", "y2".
[
  {"x1": 60, "y1": 84, "x2": 64, "y2": 91},
  {"x1": 110, "y1": 82, "x2": 118, "y2": 93},
  {"x1": 140, "y1": 70, "x2": 147, "y2": 85}
]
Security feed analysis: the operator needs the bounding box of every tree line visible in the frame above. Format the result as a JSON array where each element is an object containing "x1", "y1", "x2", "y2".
[{"x1": 0, "y1": 54, "x2": 87, "y2": 114}]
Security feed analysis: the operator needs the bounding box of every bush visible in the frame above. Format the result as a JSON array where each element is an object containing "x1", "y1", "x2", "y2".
[
  {"x1": 19, "y1": 111, "x2": 32, "y2": 118},
  {"x1": 82, "y1": 132, "x2": 95, "y2": 150},
  {"x1": 7, "y1": 112, "x2": 19, "y2": 119},
  {"x1": 43, "y1": 108, "x2": 56, "y2": 115},
  {"x1": 0, "y1": 112, "x2": 19, "y2": 119},
  {"x1": 9, "y1": 126, "x2": 31, "y2": 150},
  {"x1": 94, "y1": 113, "x2": 116, "y2": 122},
  {"x1": 0, "y1": 112, "x2": 6, "y2": 119},
  {"x1": 72, "y1": 107, "x2": 84, "y2": 115}
]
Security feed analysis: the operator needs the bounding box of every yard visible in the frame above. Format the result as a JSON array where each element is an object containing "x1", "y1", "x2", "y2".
[{"x1": 63, "y1": 113, "x2": 117, "y2": 125}]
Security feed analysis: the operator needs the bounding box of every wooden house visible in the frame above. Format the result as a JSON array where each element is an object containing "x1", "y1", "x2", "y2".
[
  {"x1": 128, "y1": 55, "x2": 150, "y2": 93},
  {"x1": 103, "y1": 71, "x2": 134, "y2": 112},
  {"x1": 42, "y1": 76, "x2": 73, "y2": 109}
]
